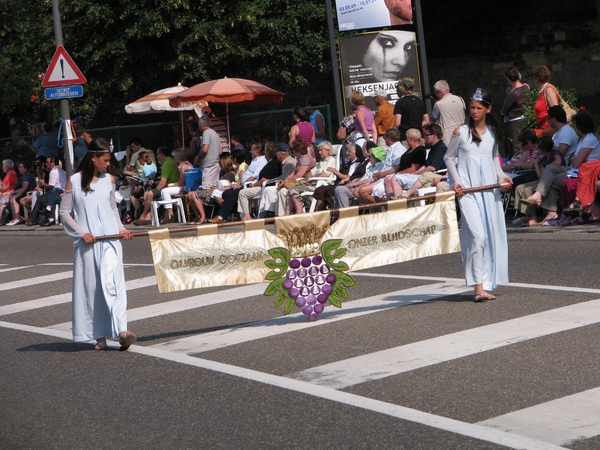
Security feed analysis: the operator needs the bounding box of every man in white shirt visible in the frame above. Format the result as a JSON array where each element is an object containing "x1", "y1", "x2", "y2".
[
  {"x1": 209, "y1": 143, "x2": 267, "y2": 223},
  {"x1": 29, "y1": 155, "x2": 67, "y2": 226},
  {"x1": 430, "y1": 80, "x2": 466, "y2": 146}
]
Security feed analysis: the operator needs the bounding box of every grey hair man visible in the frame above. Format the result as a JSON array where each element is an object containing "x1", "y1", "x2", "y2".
[
  {"x1": 430, "y1": 80, "x2": 466, "y2": 146},
  {"x1": 195, "y1": 116, "x2": 221, "y2": 188}
]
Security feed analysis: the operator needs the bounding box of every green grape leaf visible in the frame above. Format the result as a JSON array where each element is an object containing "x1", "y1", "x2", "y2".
[
  {"x1": 283, "y1": 297, "x2": 296, "y2": 315},
  {"x1": 330, "y1": 260, "x2": 349, "y2": 271},
  {"x1": 267, "y1": 247, "x2": 291, "y2": 267},
  {"x1": 333, "y1": 284, "x2": 349, "y2": 299},
  {"x1": 265, "y1": 269, "x2": 284, "y2": 281},
  {"x1": 274, "y1": 293, "x2": 286, "y2": 308},
  {"x1": 328, "y1": 294, "x2": 342, "y2": 308},
  {"x1": 264, "y1": 278, "x2": 285, "y2": 296},
  {"x1": 264, "y1": 259, "x2": 283, "y2": 270},
  {"x1": 335, "y1": 271, "x2": 356, "y2": 287}
]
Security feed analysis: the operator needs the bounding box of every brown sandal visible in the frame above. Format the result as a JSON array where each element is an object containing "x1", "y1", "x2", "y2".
[
  {"x1": 119, "y1": 331, "x2": 137, "y2": 351},
  {"x1": 473, "y1": 292, "x2": 496, "y2": 302}
]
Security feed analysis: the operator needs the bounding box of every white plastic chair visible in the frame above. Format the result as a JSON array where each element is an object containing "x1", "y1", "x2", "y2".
[{"x1": 150, "y1": 198, "x2": 186, "y2": 226}]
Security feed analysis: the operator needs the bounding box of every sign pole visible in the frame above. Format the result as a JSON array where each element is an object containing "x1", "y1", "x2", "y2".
[
  {"x1": 51, "y1": 0, "x2": 74, "y2": 176},
  {"x1": 325, "y1": 0, "x2": 344, "y2": 124},
  {"x1": 414, "y1": 0, "x2": 433, "y2": 116}
]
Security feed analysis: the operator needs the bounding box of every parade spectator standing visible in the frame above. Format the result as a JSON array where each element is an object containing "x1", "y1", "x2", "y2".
[
  {"x1": 199, "y1": 106, "x2": 229, "y2": 153},
  {"x1": 72, "y1": 115, "x2": 88, "y2": 162},
  {"x1": 289, "y1": 106, "x2": 317, "y2": 159},
  {"x1": 337, "y1": 113, "x2": 356, "y2": 145},
  {"x1": 373, "y1": 89, "x2": 395, "y2": 148},
  {"x1": 231, "y1": 136, "x2": 245, "y2": 153},
  {"x1": 532, "y1": 65, "x2": 559, "y2": 136},
  {"x1": 133, "y1": 147, "x2": 180, "y2": 226},
  {"x1": 394, "y1": 77, "x2": 428, "y2": 145},
  {"x1": 126, "y1": 138, "x2": 156, "y2": 178},
  {"x1": 351, "y1": 91, "x2": 377, "y2": 151},
  {"x1": 59, "y1": 137, "x2": 136, "y2": 351},
  {"x1": 430, "y1": 80, "x2": 466, "y2": 146},
  {"x1": 444, "y1": 88, "x2": 512, "y2": 302},
  {"x1": 501, "y1": 67, "x2": 530, "y2": 158},
  {"x1": 33, "y1": 122, "x2": 59, "y2": 158},
  {"x1": 309, "y1": 107, "x2": 327, "y2": 147},
  {"x1": 5, "y1": 162, "x2": 35, "y2": 226},
  {"x1": 194, "y1": 116, "x2": 222, "y2": 189}
]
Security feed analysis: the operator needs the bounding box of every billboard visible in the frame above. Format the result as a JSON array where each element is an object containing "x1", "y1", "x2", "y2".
[
  {"x1": 336, "y1": 0, "x2": 413, "y2": 32},
  {"x1": 339, "y1": 30, "x2": 421, "y2": 111}
]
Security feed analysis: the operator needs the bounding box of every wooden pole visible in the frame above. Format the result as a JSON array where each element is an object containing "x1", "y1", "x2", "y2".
[{"x1": 95, "y1": 183, "x2": 508, "y2": 241}]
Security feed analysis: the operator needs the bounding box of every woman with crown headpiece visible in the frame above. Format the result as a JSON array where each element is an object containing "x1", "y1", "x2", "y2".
[
  {"x1": 444, "y1": 89, "x2": 513, "y2": 302},
  {"x1": 60, "y1": 138, "x2": 136, "y2": 350}
]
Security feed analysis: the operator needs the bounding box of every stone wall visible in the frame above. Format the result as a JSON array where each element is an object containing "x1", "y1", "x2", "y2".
[{"x1": 421, "y1": 0, "x2": 600, "y2": 114}]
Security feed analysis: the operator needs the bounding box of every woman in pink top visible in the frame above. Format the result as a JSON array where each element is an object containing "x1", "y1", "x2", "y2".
[
  {"x1": 350, "y1": 90, "x2": 377, "y2": 150},
  {"x1": 289, "y1": 106, "x2": 316, "y2": 159}
]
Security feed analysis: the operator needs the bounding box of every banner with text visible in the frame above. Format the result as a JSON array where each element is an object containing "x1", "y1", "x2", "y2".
[{"x1": 148, "y1": 194, "x2": 459, "y2": 294}]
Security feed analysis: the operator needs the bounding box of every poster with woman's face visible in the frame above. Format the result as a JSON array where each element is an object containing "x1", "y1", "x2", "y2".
[
  {"x1": 336, "y1": 0, "x2": 413, "y2": 31},
  {"x1": 339, "y1": 30, "x2": 421, "y2": 111}
]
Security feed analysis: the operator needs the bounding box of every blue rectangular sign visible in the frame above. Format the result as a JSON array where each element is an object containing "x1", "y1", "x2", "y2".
[{"x1": 44, "y1": 85, "x2": 84, "y2": 100}]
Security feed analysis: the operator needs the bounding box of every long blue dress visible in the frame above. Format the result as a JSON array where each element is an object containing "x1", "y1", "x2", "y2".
[
  {"x1": 444, "y1": 125, "x2": 509, "y2": 290},
  {"x1": 60, "y1": 172, "x2": 128, "y2": 342}
]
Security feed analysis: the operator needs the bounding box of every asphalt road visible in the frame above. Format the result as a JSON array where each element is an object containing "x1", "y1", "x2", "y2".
[{"x1": 1, "y1": 222, "x2": 600, "y2": 449}]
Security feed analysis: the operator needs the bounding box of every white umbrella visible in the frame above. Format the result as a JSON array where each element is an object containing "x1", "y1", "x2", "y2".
[{"x1": 125, "y1": 83, "x2": 207, "y2": 147}]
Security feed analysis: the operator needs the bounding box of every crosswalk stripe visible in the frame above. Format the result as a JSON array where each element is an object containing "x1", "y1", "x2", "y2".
[
  {"x1": 150, "y1": 281, "x2": 471, "y2": 354},
  {"x1": 0, "y1": 318, "x2": 566, "y2": 450},
  {"x1": 47, "y1": 283, "x2": 269, "y2": 333},
  {"x1": 0, "y1": 265, "x2": 35, "y2": 274},
  {"x1": 477, "y1": 387, "x2": 600, "y2": 446},
  {"x1": 0, "y1": 276, "x2": 157, "y2": 317},
  {"x1": 0, "y1": 271, "x2": 73, "y2": 291},
  {"x1": 288, "y1": 298, "x2": 600, "y2": 389}
]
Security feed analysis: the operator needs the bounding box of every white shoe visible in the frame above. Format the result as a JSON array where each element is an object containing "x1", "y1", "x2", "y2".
[{"x1": 6, "y1": 218, "x2": 22, "y2": 226}]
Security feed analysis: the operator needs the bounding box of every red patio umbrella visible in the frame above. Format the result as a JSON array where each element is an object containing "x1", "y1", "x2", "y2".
[{"x1": 168, "y1": 77, "x2": 284, "y2": 145}]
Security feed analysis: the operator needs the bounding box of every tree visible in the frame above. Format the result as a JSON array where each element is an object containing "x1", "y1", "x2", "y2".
[{"x1": 0, "y1": 0, "x2": 335, "y2": 133}]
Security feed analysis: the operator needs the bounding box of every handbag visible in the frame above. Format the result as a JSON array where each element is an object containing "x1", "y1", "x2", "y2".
[{"x1": 560, "y1": 97, "x2": 577, "y2": 123}]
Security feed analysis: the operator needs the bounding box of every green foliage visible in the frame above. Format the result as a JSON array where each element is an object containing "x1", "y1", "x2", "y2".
[
  {"x1": 0, "y1": 0, "x2": 332, "y2": 131},
  {"x1": 522, "y1": 87, "x2": 578, "y2": 130}
]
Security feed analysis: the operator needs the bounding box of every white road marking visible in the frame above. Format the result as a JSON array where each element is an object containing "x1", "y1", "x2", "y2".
[
  {"x1": 151, "y1": 281, "x2": 471, "y2": 354},
  {"x1": 288, "y1": 299, "x2": 600, "y2": 389},
  {"x1": 478, "y1": 387, "x2": 600, "y2": 446},
  {"x1": 0, "y1": 276, "x2": 157, "y2": 317},
  {"x1": 46, "y1": 283, "x2": 269, "y2": 333},
  {"x1": 0, "y1": 271, "x2": 73, "y2": 291},
  {"x1": 0, "y1": 265, "x2": 35, "y2": 273},
  {"x1": 0, "y1": 319, "x2": 565, "y2": 450}
]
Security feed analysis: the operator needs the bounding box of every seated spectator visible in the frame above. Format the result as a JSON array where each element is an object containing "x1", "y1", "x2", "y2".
[
  {"x1": 258, "y1": 140, "x2": 316, "y2": 217},
  {"x1": 159, "y1": 149, "x2": 194, "y2": 224},
  {"x1": 24, "y1": 155, "x2": 67, "y2": 227},
  {"x1": 237, "y1": 142, "x2": 290, "y2": 221},
  {"x1": 232, "y1": 149, "x2": 248, "y2": 183},
  {"x1": 133, "y1": 147, "x2": 180, "y2": 226},
  {"x1": 285, "y1": 140, "x2": 337, "y2": 215},
  {"x1": 382, "y1": 123, "x2": 447, "y2": 199},
  {"x1": 523, "y1": 111, "x2": 600, "y2": 223},
  {"x1": 125, "y1": 137, "x2": 156, "y2": 177},
  {"x1": 207, "y1": 143, "x2": 268, "y2": 223},
  {"x1": 187, "y1": 153, "x2": 239, "y2": 224},
  {"x1": 362, "y1": 128, "x2": 426, "y2": 203},
  {"x1": 5, "y1": 162, "x2": 35, "y2": 226},
  {"x1": 313, "y1": 143, "x2": 367, "y2": 211},
  {"x1": 19, "y1": 156, "x2": 49, "y2": 214},
  {"x1": 514, "y1": 136, "x2": 563, "y2": 227},
  {"x1": 347, "y1": 128, "x2": 405, "y2": 205},
  {"x1": 334, "y1": 145, "x2": 386, "y2": 209},
  {"x1": 548, "y1": 105, "x2": 579, "y2": 164},
  {"x1": 501, "y1": 129, "x2": 539, "y2": 187},
  {"x1": 0, "y1": 159, "x2": 18, "y2": 225},
  {"x1": 141, "y1": 151, "x2": 157, "y2": 179}
]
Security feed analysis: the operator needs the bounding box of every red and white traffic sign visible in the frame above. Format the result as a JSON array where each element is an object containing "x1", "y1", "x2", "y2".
[{"x1": 41, "y1": 45, "x2": 87, "y2": 87}]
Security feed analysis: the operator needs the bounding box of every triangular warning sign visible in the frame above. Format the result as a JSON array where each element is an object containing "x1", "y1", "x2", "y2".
[{"x1": 41, "y1": 45, "x2": 87, "y2": 87}]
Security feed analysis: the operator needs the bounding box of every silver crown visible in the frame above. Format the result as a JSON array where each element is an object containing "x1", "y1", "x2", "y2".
[{"x1": 472, "y1": 88, "x2": 484, "y2": 103}]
